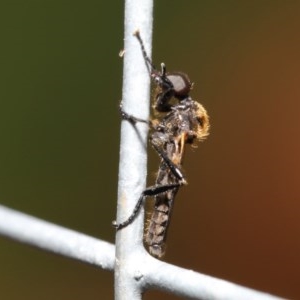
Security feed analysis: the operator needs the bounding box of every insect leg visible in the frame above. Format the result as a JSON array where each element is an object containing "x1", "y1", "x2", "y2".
[
  {"x1": 119, "y1": 102, "x2": 149, "y2": 125},
  {"x1": 150, "y1": 135, "x2": 187, "y2": 184},
  {"x1": 133, "y1": 30, "x2": 156, "y2": 76},
  {"x1": 112, "y1": 183, "x2": 180, "y2": 230}
]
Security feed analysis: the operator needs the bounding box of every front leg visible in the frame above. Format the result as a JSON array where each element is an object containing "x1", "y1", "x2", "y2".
[{"x1": 119, "y1": 102, "x2": 149, "y2": 125}]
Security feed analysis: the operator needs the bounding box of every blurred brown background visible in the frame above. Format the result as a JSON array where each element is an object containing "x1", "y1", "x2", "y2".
[{"x1": 1, "y1": 1, "x2": 300, "y2": 299}]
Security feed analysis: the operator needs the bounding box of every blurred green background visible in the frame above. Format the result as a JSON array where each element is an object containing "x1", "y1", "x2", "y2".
[{"x1": 1, "y1": 1, "x2": 300, "y2": 299}]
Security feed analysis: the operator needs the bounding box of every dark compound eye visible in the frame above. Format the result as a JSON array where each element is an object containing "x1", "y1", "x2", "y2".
[{"x1": 166, "y1": 73, "x2": 192, "y2": 99}]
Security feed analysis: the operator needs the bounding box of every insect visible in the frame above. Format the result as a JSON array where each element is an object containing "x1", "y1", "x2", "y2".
[{"x1": 113, "y1": 30, "x2": 210, "y2": 258}]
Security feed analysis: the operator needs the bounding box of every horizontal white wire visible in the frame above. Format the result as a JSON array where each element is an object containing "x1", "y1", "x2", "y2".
[
  {"x1": 0, "y1": 204, "x2": 284, "y2": 299},
  {"x1": 0, "y1": 205, "x2": 115, "y2": 270},
  {"x1": 145, "y1": 257, "x2": 285, "y2": 300}
]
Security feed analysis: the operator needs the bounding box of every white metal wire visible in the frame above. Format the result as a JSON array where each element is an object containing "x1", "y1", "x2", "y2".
[
  {"x1": 0, "y1": 205, "x2": 284, "y2": 299},
  {"x1": 0, "y1": 205, "x2": 114, "y2": 270},
  {"x1": 114, "y1": 0, "x2": 153, "y2": 299}
]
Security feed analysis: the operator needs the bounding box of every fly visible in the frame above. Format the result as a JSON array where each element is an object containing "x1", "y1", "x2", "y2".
[{"x1": 113, "y1": 30, "x2": 210, "y2": 258}]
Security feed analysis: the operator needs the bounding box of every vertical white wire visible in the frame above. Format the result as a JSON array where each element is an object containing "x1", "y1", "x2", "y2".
[{"x1": 114, "y1": 0, "x2": 153, "y2": 299}]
